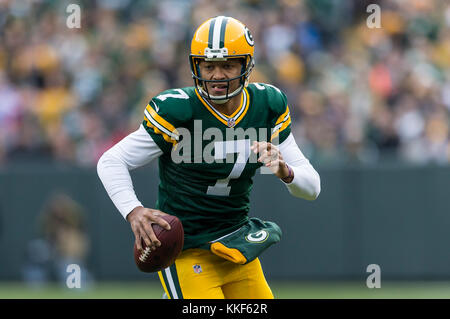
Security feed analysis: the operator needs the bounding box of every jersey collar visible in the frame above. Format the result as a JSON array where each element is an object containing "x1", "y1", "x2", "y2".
[{"x1": 195, "y1": 88, "x2": 250, "y2": 128}]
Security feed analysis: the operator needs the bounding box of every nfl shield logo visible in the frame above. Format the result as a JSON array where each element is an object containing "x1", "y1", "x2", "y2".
[
  {"x1": 193, "y1": 264, "x2": 202, "y2": 274},
  {"x1": 227, "y1": 118, "x2": 235, "y2": 128}
]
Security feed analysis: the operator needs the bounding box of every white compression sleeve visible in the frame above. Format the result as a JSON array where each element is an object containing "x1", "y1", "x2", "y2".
[
  {"x1": 278, "y1": 133, "x2": 321, "y2": 200},
  {"x1": 97, "y1": 124, "x2": 163, "y2": 220}
]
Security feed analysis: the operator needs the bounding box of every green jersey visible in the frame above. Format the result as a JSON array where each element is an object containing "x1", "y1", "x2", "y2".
[{"x1": 142, "y1": 83, "x2": 292, "y2": 249}]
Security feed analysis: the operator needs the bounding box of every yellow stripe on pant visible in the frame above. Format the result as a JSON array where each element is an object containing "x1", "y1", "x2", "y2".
[{"x1": 158, "y1": 248, "x2": 274, "y2": 299}]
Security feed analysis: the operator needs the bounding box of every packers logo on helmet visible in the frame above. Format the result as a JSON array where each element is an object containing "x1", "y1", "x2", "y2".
[
  {"x1": 243, "y1": 26, "x2": 254, "y2": 47},
  {"x1": 189, "y1": 16, "x2": 255, "y2": 102}
]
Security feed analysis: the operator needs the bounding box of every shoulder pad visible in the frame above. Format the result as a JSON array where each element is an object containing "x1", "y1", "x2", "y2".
[
  {"x1": 248, "y1": 82, "x2": 287, "y2": 114},
  {"x1": 149, "y1": 88, "x2": 194, "y2": 124}
]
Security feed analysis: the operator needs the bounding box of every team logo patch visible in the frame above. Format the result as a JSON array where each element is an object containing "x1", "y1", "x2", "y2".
[
  {"x1": 244, "y1": 26, "x2": 254, "y2": 47},
  {"x1": 245, "y1": 230, "x2": 269, "y2": 243},
  {"x1": 193, "y1": 264, "x2": 202, "y2": 274}
]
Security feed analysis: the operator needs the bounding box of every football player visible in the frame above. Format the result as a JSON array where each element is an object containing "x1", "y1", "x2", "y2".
[{"x1": 97, "y1": 16, "x2": 321, "y2": 299}]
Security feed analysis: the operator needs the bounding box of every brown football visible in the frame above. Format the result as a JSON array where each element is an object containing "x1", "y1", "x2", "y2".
[{"x1": 134, "y1": 214, "x2": 184, "y2": 273}]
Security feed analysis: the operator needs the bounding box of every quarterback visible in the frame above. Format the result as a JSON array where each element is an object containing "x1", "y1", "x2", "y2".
[{"x1": 97, "y1": 16, "x2": 321, "y2": 299}]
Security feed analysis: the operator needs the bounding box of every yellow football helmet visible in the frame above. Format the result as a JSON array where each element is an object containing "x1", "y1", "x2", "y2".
[{"x1": 189, "y1": 16, "x2": 255, "y2": 101}]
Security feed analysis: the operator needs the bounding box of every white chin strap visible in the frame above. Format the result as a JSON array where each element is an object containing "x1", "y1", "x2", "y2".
[{"x1": 199, "y1": 85, "x2": 243, "y2": 104}]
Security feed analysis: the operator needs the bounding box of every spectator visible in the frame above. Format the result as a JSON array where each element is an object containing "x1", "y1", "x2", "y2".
[{"x1": 22, "y1": 192, "x2": 93, "y2": 288}]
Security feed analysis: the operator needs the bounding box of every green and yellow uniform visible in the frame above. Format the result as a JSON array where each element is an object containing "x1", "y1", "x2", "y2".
[
  {"x1": 142, "y1": 83, "x2": 291, "y2": 299},
  {"x1": 142, "y1": 83, "x2": 291, "y2": 250}
]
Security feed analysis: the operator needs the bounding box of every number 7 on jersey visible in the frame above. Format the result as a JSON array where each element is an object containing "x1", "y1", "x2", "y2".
[{"x1": 207, "y1": 139, "x2": 251, "y2": 196}]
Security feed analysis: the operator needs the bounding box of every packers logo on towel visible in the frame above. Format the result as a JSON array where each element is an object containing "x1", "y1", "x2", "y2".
[{"x1": 245, "y1": 230, "x2": 268, "y2": 243}]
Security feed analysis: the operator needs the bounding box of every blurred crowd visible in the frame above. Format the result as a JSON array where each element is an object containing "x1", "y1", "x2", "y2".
[{"x1": 1, "y1": 0, "x2": 450, "y2": 167}]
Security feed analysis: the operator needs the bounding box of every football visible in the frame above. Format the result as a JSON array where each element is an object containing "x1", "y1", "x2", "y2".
[{"x1": 134, "y1": 214, "x2": 184, "y2": 273}]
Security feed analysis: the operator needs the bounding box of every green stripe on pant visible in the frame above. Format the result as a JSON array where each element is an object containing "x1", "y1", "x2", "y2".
[{"x1": 162, "y1": 264, "x2": 183, "y2": 299}]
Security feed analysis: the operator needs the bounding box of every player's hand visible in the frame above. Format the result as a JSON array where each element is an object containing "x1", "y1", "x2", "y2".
[
  {"x1": 127, "y1": 207, "x2": 171, "y2": 252},
  {"x1": 251, "y1": 141, "x2": 293, "y2": 182}
]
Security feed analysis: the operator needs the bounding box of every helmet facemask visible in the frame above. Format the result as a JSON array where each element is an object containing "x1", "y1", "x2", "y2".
[{"x1": 189, "y1": 55, "x2": 254, "y2": 103}]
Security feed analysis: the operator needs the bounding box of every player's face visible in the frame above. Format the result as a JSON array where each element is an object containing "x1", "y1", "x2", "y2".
[{"x1": 198, "y1": 59, "x2": 242, "y2": 97}]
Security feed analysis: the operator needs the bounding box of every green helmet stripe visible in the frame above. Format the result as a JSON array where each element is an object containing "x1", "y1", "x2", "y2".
[
  {"x1": 219, "y1": 17, "x2": 229, "y2": 48},
  {"x1": 208, "y1": 18, "x2": 216, "y2": 49}
]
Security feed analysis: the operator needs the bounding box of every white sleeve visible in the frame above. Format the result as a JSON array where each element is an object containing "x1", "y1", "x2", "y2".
[
  {"x1": 278, "y1": 133, "x2": 321, "y2": 200},
  {"x1": 97, "y1": 124, "x2": 163, "y2": 220}
]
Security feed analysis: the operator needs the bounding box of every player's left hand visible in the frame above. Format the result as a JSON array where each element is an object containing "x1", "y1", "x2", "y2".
[{"x1": 251, "y1": 141, "x2": 293, "y2": 182}]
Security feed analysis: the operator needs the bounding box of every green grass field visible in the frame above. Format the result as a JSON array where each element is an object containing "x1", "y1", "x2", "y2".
[{"x1": 1, "y1": 281, "x2": 450, "y2": 299}]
